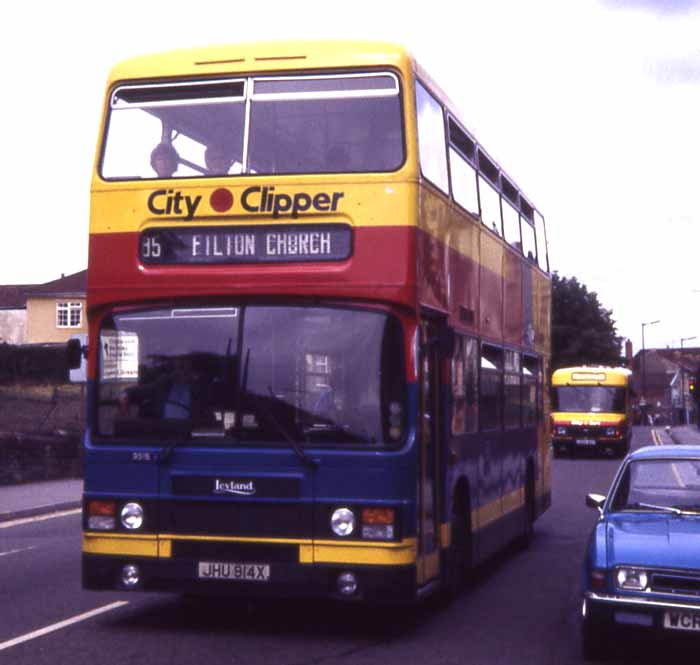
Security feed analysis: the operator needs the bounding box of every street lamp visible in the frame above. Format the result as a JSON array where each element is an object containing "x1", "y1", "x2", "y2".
[
  {"x1": 681, "y1": 335, "x2": 697, "y2": 424},
  {"x1": 641, "y1": 319, "x2": 660, "y2": 416}
]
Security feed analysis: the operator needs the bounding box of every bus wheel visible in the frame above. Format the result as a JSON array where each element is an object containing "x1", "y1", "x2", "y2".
[{"x1": 519, "y1": 470, "x2": 535, "y2": 548}]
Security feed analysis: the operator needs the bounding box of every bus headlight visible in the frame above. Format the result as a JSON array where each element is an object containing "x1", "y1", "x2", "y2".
[
  {"x1": 120, "y1": 502, "x2": 144, "y2": 530},
  {"x1": 331, "y1": 508, "x2": 355, "y2": 537}
]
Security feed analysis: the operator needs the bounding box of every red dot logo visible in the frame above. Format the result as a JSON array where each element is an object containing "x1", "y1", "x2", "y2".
[{"x1": 210, "y1": 188, "x2": 234, "y2": 213}]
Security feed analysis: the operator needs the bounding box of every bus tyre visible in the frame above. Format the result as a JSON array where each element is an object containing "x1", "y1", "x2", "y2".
[
  {"x1": 518, "y1": 471, "x2": 535, "y2": 548},
  {"x1": 442, "y1": 499, "x2": 472, "y2": 601}
]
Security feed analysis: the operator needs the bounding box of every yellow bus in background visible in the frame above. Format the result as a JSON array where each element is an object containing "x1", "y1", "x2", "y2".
[{"x1": 551, "y1": 367, "x2": 632, "y2": 458}]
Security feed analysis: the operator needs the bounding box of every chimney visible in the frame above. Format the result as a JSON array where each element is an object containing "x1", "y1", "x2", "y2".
[{"x1": 625, "y1": 339, "x2": 633, "y2": 368}]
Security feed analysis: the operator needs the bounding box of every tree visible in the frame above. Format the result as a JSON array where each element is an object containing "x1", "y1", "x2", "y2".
[{"x1": 551, "y1": 272, "x2": 622, "y2": 370}]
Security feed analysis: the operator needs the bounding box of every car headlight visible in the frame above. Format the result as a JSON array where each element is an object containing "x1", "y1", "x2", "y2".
[
  {"x1": 555, "y1": 426, "x2": 567, "y2": 436},
  {"x1": 331, "y1": 507, "x2": 355, "y2": 537},
  {"x1": 605, "y1": 427, "x2": 618, "y2": 437},
  {"x1": 616, "y1": 567, "x2": 648, "y2": 590},
  {"x1": 120, "y1": 502, "x2": 144, "y2": 530}
]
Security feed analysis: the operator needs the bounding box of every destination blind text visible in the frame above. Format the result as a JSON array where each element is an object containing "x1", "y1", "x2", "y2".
[{"x1": 140, "y1": 224, "x2": 352, "y2": 265}]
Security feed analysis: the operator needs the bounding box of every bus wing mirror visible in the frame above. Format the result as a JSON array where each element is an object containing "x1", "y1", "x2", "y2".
[{"x1": 66, "y1": 338, "x2": 86, "y2": 369}]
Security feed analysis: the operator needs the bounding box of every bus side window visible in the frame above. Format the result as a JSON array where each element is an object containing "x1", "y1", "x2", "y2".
[{"x1": 480, "y1": 344, "x2": 503, "y2": 431}]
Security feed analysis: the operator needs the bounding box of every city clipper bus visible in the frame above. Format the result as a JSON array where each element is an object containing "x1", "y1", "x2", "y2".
[
  {"x1": 75, "y1": 41, "x2": 551, "y2": 603},
  {"x1": 551, "y1": 366, "x2": 632, "y2": 458}
]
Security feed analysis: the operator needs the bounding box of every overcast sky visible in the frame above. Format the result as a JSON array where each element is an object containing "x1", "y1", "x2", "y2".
[{"x1": 3, "y1": 0, "x2": 698, "y2": 353}]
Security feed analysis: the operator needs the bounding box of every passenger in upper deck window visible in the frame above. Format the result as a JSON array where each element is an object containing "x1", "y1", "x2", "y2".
[
  {"x1": 150, "y1": 142, "x2": 179, "y2": 178},
  {"x1": 205, "y1": 145, "x2": 233, "y2": 175}
]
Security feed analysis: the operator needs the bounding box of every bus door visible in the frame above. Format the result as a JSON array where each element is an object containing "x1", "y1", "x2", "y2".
[
  {"x1": 477, "y1": 343, "x2": 504, "y2": 560},
  {"x1": 416, "y1": 319, "x2": 444, "y2": 586}
]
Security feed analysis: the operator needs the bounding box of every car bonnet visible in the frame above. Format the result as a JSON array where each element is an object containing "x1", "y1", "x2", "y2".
[{"x1": 606, "y1": 512, "x2": 700, "y2": 571}]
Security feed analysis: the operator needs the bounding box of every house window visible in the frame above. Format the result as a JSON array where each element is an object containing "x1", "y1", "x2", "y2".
[{"x1": 57, "y1": 301, "x2": 82, "y2": 328}]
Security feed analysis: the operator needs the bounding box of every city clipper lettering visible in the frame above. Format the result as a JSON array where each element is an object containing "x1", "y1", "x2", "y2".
[
  {"x1": 148, "y1": 186, "x2": 345, "y2": 221},
  {"x1": 213, "y1": 479, "x2": 256, "y2": 496}
]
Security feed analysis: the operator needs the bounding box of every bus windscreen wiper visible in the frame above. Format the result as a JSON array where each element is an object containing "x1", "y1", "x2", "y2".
[
  {"x1": 263, "y1": 387, "x2": 318, "y2": 470},
  {"x1": 156, "y1": 419, "x2": 193, "y2": 464},
  {"x1": 238, "y1": 349, "x2": 317, "y2": 470}
]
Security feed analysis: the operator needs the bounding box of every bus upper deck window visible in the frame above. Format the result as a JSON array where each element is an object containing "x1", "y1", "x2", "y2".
[{"x1": 102, "y1": 81, "x2": 246, "y2": 181}]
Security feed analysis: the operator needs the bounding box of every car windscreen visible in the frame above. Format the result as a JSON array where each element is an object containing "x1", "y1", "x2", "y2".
[
  {"x1": 95, "y1": 304, "x2": 406, "y2": 447},
  {"x1": 610, "y1": 459, "x2": 700, "y2": 512}
]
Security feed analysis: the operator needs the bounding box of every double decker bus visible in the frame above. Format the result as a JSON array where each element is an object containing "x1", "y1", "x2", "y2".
[
  {"x1": 77, "y1": 41, "x2": 551, "y2": 603},
  {"x1": 551, "y1": 366, "x2": 632, "y2": 458}
]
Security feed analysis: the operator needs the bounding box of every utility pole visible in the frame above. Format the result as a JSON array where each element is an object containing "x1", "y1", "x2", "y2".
[{"x1": 641, "y1": 319, "x2": 660, "y2": 424}]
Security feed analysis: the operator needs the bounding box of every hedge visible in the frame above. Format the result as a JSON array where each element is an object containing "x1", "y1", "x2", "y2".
[{"x1": 0, "y1": 343, "x2": 69, "y2": 385}]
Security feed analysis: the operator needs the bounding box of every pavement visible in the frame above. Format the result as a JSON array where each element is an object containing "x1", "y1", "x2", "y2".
[
  {"x1": 1, "y1": 425, "x2": 700, "y2": 524},
  {"x1": 0, "y1": 478, "x2": 82, "y2": 523},
  {"x1": 667, "y1": 424, "x2": 700, "y2": 446}
]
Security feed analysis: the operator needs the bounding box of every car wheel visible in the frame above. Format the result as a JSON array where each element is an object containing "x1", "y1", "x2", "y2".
[{"x1": 581, "y1": 615, "x2": 610, "y2": 661}]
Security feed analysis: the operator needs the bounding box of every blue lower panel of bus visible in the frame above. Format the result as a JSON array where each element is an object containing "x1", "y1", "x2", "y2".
[{"x1": 82, "y1": 554, "x2": 416, "y2": 603}]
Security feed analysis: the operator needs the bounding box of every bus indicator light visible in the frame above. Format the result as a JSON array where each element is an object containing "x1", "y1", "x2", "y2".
[
  {"x1": 362, "y1": 508, "x2": 395, "y2": 525},
  {"x1": 210, "y1": 188, "x2": 234, "y2": 212}
]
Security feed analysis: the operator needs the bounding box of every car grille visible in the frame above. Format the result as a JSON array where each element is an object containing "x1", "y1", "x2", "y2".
[{"x1": 650, "y1": 572, "x2": 700, "y2": 596}]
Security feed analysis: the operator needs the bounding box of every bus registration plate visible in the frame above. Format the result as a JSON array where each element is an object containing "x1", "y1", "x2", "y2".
[
  {"x1": 575, "y1": 438, "x2": 596, "y2": 446},
  {"x1": 198, "y1": 561, "x2": 270, "y2": 582}
]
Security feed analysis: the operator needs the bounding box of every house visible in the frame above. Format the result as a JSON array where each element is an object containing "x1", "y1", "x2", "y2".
[
  {"x1": 0, "y1": 284, "x2": 34, "y2": 344},
  {"x1": 632, "y1": 348, "x2": 700, "y2": 424},
  {"x1": 25, "y1": 270, "x2": 88, "y2": 344}
]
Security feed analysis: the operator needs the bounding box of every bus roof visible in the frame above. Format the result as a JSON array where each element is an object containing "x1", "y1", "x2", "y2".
[
  {"x1": 107, "y1": 40, "x2": 413, "y2": 83},
  {"x1": 552, "y1": 366, "x2": 631, "y2": 387}
]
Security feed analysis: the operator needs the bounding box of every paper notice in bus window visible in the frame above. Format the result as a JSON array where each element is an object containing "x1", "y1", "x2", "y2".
[{"x1": 100, "y1": 332, "x2": 139, "y2": 381}]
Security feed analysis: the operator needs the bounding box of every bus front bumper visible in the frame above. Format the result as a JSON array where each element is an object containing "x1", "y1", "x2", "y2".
[
  {"x1": 552, "y1": 435, "x2": 627, "y2": 455},
  {"x1": 82, "y1": 553, "x2": 417, "y2": 603}
]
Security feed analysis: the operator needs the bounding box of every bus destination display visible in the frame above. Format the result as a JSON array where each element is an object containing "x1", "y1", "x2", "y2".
[{"x1": 140, "y1": 224, "x2": 352, "y2": 265}]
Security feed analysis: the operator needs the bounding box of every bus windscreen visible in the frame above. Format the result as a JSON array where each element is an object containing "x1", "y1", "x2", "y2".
[
  {"x1": 96, "y1": 305, "x2": 405, "y2": 447},
  {"x1": 553, "y1": 386, "x2": 626, "y2": 414}
]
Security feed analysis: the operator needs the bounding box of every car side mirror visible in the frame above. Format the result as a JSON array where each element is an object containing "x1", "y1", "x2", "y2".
[{"x1": 585, "y1": 493, "x2": 606, "y2": 513}]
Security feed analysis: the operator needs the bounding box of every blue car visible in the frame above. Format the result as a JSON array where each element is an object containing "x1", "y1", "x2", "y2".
[{"x1": 582, "y1": 445, "x2": 700, "y2": 659}]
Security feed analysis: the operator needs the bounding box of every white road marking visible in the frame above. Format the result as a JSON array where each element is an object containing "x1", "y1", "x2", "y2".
[
  {"x1": 0, "y1": 601, "x2": 129, "y2": 652},
  {"x1": 0, "y1": 546, "x2": 37, "y2": 558},
  {"x1": 0, "y1": 508, "x2": 81, "y2": 529}
]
